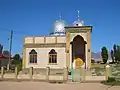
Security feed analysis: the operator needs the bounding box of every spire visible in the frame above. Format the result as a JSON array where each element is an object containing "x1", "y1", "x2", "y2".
[
  {"x1": 59, "y1": 13, "x2": 62, "y2": 20},
  {"x1": 77, "y1": 10, "x2": 80, "y2": 20}
]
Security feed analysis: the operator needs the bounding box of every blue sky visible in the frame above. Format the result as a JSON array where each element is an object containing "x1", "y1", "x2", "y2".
[{"x1": 0, "y1": 0, "x2": 120, "y2": 55}]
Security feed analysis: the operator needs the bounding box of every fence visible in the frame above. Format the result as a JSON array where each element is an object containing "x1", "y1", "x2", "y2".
[
  {"x1": 0, "y1": 64, "x2": 114, "y2": 83},
  {"x1": 0, "y1": 67, "x2": 68, "y2": 83}
]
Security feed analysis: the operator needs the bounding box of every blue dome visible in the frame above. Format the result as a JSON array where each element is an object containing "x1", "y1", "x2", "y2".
[
  {"x1": 73, "y1": 19, "x2": 84, "y2": 26},
  {"x1": 50, "y1": 19, "x2": 67, "y2": 36}
]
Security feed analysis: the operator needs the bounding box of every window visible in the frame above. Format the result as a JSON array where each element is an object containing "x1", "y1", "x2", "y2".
[
  {"x1": 29, "y1": 49, "x2": 37, "y2": 63},
  {"x1": 49, "y1": 49, "x2": 57, "y2": 64}
]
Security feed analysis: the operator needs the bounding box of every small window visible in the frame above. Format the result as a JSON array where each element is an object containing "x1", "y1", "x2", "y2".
[
  {"x1": 29, "y1": 49, "x2": 37, "y2": 63},
  {"x1": 49, "y1": 49, "x2": 57, "y2": 64}
]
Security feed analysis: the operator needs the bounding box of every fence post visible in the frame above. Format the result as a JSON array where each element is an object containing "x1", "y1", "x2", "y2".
[
  {"x1": 46, "y1": 67, "x2": 50, "y2": 82},
  {"x1": 106, "y1": 65, "x2": 110, "y2": 80},
  {"x1": 15, "y1": 66, "x2": 18, "y2": 80},
  {"x1": 29, "y1": 67, "x2": 33, "y2": 80},
  {"x1": 1, "y1": 66, "x2": 4, "y2": 80},
  {"x1": 63, "y1": 67, "x2": 68, "y2": 82}
]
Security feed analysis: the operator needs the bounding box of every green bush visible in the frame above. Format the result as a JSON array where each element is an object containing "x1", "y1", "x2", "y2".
[
  {"x1": 68, "y1": 71, "x2": 71, "y2": 75},
  {"x1": 101, "y1": 77, "x2": 120, "y2": 86},
  {"x1": 107, "y1": 77, "x2": 116, "y2": 82},
  {"x1": 17, "y1": 62, "x2": 22, "y2": 72}
]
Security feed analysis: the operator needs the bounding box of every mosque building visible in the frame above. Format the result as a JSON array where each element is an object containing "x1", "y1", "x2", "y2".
[{"x1": 22, "y1": 11, "x2": 92, "y2": 70}]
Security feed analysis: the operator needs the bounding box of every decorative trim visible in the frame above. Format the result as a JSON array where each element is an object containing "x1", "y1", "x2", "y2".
[
  {"x1": 65, "y1": 26, "x2": 92, "y2": 33},
  {"x1": 24, "y1": 43, "x2": 66, "y2": 48},
  {"x1": 47, "y1": 63, "x2": 58, "y2": 65},
  {"x1": 66, "y1": 29, "x2": 89, "y2": 33}
]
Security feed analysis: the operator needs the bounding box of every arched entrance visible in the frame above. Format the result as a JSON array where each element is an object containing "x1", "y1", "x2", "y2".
[{"x1": 71, "y1": 35, "x2": 87, "y2": 67}]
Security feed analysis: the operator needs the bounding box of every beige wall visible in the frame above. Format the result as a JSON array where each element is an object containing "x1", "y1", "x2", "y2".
[
  {"x1": 24, "y1": 37, "x2": 34, "y2": 44},
  {"x1": 34, "y1": 37, "x2": 45, "y2": 44},
  {"x1": 25, "y1": 48, "x2": 66, "y2": 69},
  {"x1": 45, "y1": 37, "x2": 56, "y2": 43},
  {"x1": 24, "y1": 36, "x2": 66, "y2": 44},
  {"x1": 57, "y1": 37, "x2": 66, "y2": 43}
]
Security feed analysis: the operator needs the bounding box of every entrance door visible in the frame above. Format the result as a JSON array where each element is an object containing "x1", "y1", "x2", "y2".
[{"x1": 71, "y1": 35, "x2": 86, "y2": 63}]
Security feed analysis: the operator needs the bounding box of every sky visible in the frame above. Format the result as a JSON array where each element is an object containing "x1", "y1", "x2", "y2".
[{"x1": 0, "y1": 0, "x2": 120, "y2": 55}]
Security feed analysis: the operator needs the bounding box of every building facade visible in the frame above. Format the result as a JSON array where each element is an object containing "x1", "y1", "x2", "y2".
[{"x1": 22, "y1": 11, "x2": 92, "y2": 69}]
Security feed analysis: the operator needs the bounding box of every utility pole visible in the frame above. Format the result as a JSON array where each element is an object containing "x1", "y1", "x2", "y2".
[{"x1": 7, "y1": 30, "x2": 13, "y2": 71}]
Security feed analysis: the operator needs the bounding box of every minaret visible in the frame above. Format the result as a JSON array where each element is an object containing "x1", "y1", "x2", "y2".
[
  {"x1": 77, "y1": 10, "x2": 80, "y2": 20},
  {"x1": 59, "y1": 12, "x2": 62, "y2": 20}
]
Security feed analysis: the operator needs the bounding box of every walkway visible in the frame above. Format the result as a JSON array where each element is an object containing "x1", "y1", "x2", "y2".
[{"x1": 0, "y1": 81, "x2": 120, "y2": 90}]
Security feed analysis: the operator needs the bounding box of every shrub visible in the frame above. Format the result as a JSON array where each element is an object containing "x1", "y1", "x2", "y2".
[
  {"x1": 68, "y1": 71, "x2": 71, "y2": 75},
  {"x1": 107, "y1": 77, "x2": 116, "y2": 82},
  {"x1": 96, "y1": 61, "x2": 101, "y2": 64},
  {"x1": 17, "y1": 62, "x2": 22, "y2": 72},
  {"x1": 91, "y1": 59, "x2": 95, "y2": 63}
]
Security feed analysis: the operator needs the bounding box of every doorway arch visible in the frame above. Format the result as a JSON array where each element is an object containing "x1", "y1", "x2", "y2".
[{"x1": 71, "y1": 35, "x2": 87, "y2": 64}]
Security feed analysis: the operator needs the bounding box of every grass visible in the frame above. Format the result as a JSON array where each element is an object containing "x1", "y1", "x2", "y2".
[{"x1": 91, "y1": 63, "x2": 106, "y2": 68}]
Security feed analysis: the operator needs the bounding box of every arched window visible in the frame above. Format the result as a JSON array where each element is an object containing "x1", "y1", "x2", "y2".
[
  {"x1": 29, "y1": 49, "x2": 37, "y2": 63},
  {"x1": 49, "y1": 49, "x2": 57, "y2": 64}
]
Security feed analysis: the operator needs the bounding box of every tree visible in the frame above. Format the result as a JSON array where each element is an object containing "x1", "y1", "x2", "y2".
[
  {"x1": 101, "y1": 47, "x2": 108, "y2": 64},
  {"x1": 91, "y1": 59, "x2": 95, "y2": 64},
  {"x1": 112, "y1": 44, "x2": 120, "y2": 63},
  {"x1": 12, "y1": 54, "x2": 21, "y2": 65},
  {"x1": 0, "y1": 44, "x2": 3, "y2": 53},
  {"x1": 13, "y1": 54, "x2": 21, "y2": 60},
  {"x1": 113, "y1": 44, "x2": 117, "y2": 63},
  {"x1": 3, "y1": 50, "x2": 10, "y2": 57},
  {"x1": 115, "y1": 45, "x2": 120, "y2": 63},
  {"x1": 111, "y1": 50, "x2": 114, "y2": 63}
]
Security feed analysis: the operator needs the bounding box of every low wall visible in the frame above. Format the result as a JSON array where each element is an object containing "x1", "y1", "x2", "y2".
[
  {"x1": 0, "y1": 65, "x2": 112, "y2": 83},
  {"x1": 85, "y1": 76, "x2": 106, "y2": 82},
  {"x1": 0, "y1": 67, "x2": 68, "y2": 82}
]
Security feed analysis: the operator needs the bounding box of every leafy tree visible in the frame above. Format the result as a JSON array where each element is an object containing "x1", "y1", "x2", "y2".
[
  {"x1": 115, "y1": 45, "x2": 120, "y2": 63},
  {"x1": 13, "y1": 54, "x2": 21, "y2": 60},
  {"x1": 101, "y1": 47, "x2": 108, "y2": 64},
  {"x1": 12, "y1": 54, "x2": 21, "y2": 65},
  {"x1": 3, "y1": 50, "x2": 10, "y2": 57},
  {"x1": 113, "y1": 44, "x2": 117, "y2": 63},
  {"x1": 91, "y1": 59, "x2": 95, "y2": 64},
  {"x1": 111, "y1": 50, "x2": 114, "y2": 63},
  {"x1": 112, "y1": 44, "x2": 120, "y2": 63},
  {"x1": 117, "y1": 46, "x2": 120, "y2": 62}
]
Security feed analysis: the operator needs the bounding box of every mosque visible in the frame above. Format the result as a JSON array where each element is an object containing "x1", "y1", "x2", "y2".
[{"x1": 22, "y1": 11, "x2": 92, "y2": 70}]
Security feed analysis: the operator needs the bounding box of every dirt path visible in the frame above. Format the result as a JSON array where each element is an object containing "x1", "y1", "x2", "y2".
[{"x1": 0, "y1": 81, "x2": 120, "y2": 90}]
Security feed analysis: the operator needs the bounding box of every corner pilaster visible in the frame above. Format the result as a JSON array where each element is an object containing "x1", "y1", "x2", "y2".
[{"x1": 66, "y1": 32, "x2": 70, "y2": 69}]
